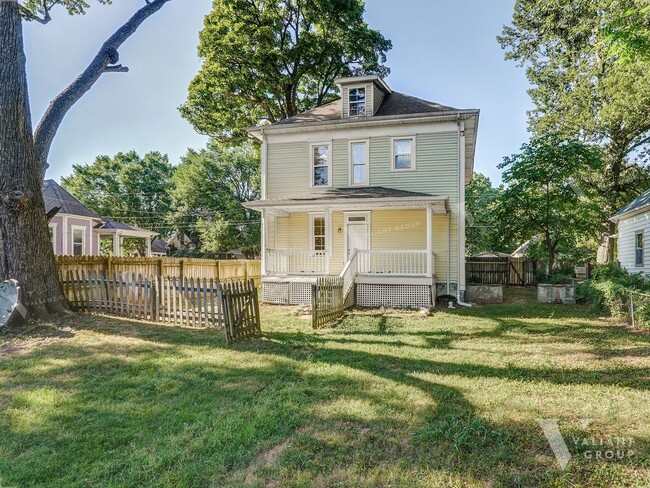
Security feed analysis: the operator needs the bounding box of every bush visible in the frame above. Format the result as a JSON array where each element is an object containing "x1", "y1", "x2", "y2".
[{"x1": 576, "y1": 264, "x2": 650, "y2": 318}]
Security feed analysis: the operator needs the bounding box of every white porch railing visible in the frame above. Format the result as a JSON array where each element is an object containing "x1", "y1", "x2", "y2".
[
  {"x1": 266, "y1": 249, "x2": 328, "y2": 275},
  {"x1": 356, "y1": 250, "x2": 433, "y2": 276},
  {"x1": 340, "y1": 249, "x2": 359, "y2": 301}
]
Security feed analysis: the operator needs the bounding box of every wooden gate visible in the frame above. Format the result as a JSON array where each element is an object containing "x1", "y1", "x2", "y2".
[
  {"x1": 221, "y1": 279, "x2": 261, "y2": 344},
  {"x1": 312, "y1": 276, "x2": 344, "y2": 329},
  {"x1": 466, "y1": 256, "x2": 538, "y2": 286}
]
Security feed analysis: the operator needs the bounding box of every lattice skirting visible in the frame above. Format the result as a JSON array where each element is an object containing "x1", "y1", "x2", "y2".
[
  {"x1": 262, "y1": 282, "x2": 313, "y2": 305},
  {"x1": 356, "y1": 284, "x2": 433, "y2": 309}
]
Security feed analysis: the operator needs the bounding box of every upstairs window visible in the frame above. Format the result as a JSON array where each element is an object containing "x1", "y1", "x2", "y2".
[
  {"x1": 49, "y1": 224, "x2": 57, "y2": 253},
  {"x1": 311, "y1": 144, "x2": 330, "y2": 186},
  {"x1": 392, "y1": 138, "x2": 415, "y2": 170},
  {"x1": 72, "y1": 227, "x2": 85, "y2": 256},
  {"x1": 350, "y1": 141, "x2": 368, "y2": 185},
  {"x1": 636, "y1": 231, "x2": 644, "y2": 266},
  {"x1": 349, "y1": 87, "x2": 366, "y2": 116}
]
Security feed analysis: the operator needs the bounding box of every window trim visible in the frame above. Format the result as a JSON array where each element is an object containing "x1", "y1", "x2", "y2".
[
  {"x1": 348, "y1": 139, "x2": 370, "y2": 186},
  {"x1": 309, "y1": 212, "x2": 328, "y2": 254},
  {"x1": 71, "y1": 225, "x2": 87, "y2": 256},
  {"x1": 347, "y1": 85, "x2": 368, "y2": 117},
  {"x1": 49, "y1": 223, "x2": 58, "y2": 254},
  {"x1": 391, "y1": 136, "x2": 417, "y2": 172},
  {"x1": 309, "y1": 141, "x2": 332, "y2": 188},
  {"x1": 636, "y1": 230, "x2": 644, "y2": 267}
]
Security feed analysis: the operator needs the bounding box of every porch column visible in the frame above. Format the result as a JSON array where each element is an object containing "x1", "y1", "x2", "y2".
[
  {"x1": 112, "y1": 233, "x2": 120, "y2": 256},
  {"x1": 145, "y1": 236, "x2": 152, "y2": 257},
  {"x1": 261, "y1": 209, "x2": 267, "y2": 275},
  {"x1": 426, "y1": 204, "x2": 433, "y2": 278}
]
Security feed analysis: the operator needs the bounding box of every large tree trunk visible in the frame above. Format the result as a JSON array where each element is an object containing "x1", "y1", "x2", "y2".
[
  {"x1": 596, "y1": 220, "x2": 617, "y2": 264},
  {"x1": 0, "y1": 0, "x2": 67, "y2": 319}
]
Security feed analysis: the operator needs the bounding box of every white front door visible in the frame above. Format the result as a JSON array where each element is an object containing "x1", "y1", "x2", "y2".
[{"x1": 346, "y1": 222, "x2": 369, "y2": 263}]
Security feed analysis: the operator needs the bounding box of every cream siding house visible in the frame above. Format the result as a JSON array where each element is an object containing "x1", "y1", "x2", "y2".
[
  {"x1": 611, "y1": 189, "x2": 650, "y2": 274},
  {"x1": 244, "y1": 75, "x2": 479, "y2": 307}
]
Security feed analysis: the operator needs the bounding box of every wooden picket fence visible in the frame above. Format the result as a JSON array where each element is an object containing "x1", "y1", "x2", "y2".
[
  {"x1": 466, "y1": 256, "x2": 539, "y2": 286},
  {"x1": 61, "y1": 271, "x2": 261, "y2": 343},
  {"x1": 56, "y1": 256, "x2": 261, "y2": 286},
  {"x1": 312, "y1": 276, "x2": 344, "y2": 329}
]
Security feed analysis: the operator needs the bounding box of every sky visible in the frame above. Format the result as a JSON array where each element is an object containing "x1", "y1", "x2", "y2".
[{"x1": 24, "y1": 0, "x2": 532, "y2": 185}]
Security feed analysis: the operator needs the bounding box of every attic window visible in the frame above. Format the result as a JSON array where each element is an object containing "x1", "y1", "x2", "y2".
[{"x1": 349, "y1": 87, "x2": 366, "y2": 116}]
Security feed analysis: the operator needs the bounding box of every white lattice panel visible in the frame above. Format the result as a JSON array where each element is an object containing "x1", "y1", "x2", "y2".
[
  {"x1": 289, "y1": 283, "x2": 312, "y2": 305},
  {"x1": 263, "y1": 282, "x2": 290, "y2": 304},
  {"x1": 356, "y1": 284, "x2": 432, "y2": 308}
]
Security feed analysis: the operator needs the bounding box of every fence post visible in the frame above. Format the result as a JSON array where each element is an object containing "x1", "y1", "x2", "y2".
[
  {"x1": 631, "y1": 291, "x2": 635, "y2": 328},
  {"x1": 158, "y1": 258, "x2": 164, "y2": 278}
]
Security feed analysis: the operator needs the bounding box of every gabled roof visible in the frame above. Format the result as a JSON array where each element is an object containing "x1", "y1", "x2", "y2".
[
  {"x1": 42, "y1": 179, "x2": 102, "y2": 220},
  {"x1": 611, "y1": 189, "x2": 650, "y2": 221},
  {"x1": 266, "y1": 91, "x2": 462, "y2": 128},
  {"x1": 151, "y1": 239, "x2": 168, "y2": 254}
]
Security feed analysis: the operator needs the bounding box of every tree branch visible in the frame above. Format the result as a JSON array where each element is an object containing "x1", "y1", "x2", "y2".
[
  {"x1": 33, "y1": 0, "x2": 173, "y2": 174},
  {"x1": 18, "y1": 2, "x2": 51, "y2": 24}
]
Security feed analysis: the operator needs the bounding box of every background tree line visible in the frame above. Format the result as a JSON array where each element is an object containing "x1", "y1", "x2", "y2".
[
  {"x1": 466, "y1": 0, "x2": 650, "y2": 274},
  {"x1": 61, "y1": 141, "x2": 262, "y2": 258}
]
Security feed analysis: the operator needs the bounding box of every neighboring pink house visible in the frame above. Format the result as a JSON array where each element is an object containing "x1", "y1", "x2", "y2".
[{"x1": 43, "y1": 180, "x2": 163, "y2": 257}]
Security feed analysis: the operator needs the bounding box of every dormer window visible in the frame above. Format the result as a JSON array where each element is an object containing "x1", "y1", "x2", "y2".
[{"x1": 349, "y1": 87, "x2": 366, "y2": 116}]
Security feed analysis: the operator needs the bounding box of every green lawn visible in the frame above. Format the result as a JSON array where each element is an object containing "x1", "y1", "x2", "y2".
[{"x1": 1, "y1": 289, "x2": 649, "y2": 487}]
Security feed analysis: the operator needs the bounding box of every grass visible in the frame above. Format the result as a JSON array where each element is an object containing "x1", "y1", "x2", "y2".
[{"x1": 1, "y1": 288, "x2": 649, "y2": 487}]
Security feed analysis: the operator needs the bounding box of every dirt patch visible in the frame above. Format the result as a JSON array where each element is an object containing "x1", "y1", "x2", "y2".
[{"x1": 0, "y1": 322, "x2": 75, "y2": 360}]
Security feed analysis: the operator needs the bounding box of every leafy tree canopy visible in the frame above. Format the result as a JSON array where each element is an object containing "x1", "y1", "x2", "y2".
[
  {"x1": 603, "y1": 0, "x2": 650, "y2": 61},
  {"x1": 180, "y1": 0, "x2": 392, "y2": 142},
  {"x1": 465, "y1": 173, "x2": 516, "y2": 256},
  {"x1": 496, "y1": 135, "x2": 603, "y2": 271},
  {"x1": 498, "y1": 0, "x2": 650, "y2": 218},
  {"x1": 169, "y1": 141, "x2": 261, "y2": 257},
  {"x1": 62, "y1": 150, "x2": 175, "y2": 235}
]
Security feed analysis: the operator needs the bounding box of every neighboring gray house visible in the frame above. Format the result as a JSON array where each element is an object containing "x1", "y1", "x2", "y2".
[
  {"x1": 43, "y1": 180, "x2": 159, "y2": 257},
  {"x1": 611, "y1": 189, "x2": 650, "y2": 273}
]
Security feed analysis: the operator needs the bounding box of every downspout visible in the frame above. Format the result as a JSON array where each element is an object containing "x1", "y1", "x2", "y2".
[
  {"x1": 447, "y1": 210, "x2": 450, "y2": 294},
  {"x1": 260, "y1": 128, "x2": 268, "y2": 274},
  {"x1": 456, "y1": 120, "x2": 472, "y2": 307}
]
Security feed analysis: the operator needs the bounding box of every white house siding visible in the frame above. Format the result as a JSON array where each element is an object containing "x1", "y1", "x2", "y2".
[{"x1": 617, "y1": 210, "x2": 650, "y2": 273}]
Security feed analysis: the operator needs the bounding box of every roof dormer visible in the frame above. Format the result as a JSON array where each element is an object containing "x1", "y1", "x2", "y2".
[{"x1": 335, "y1": 75, "x2": 392, "y2": 119}]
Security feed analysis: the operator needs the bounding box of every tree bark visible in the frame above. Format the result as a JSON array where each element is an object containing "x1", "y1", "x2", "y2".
[
  {"x1": 0, "y1": 0, "x2": 173, "y2": 320},
  {"x1": 0, "y1": 0, "x2": 66, "y2": 318}
]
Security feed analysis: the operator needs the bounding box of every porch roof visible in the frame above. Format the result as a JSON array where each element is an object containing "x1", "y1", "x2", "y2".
[
  {"x1": 95, "y1": 218, "x2": 157, "y2": 238},
  {"x1": 243, "y1": 187, "x2": 449, "y2": 214}
]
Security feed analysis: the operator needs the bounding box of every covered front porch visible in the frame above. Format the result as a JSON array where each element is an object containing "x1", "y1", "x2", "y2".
[{"x1": 244, "y1": 187, "x2": 456, "y2": 307}]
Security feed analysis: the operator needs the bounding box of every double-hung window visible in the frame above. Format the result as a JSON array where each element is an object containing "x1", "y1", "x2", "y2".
[
  {"x1": 636, "y1": 231, "x2": 644, "y2": 266},
  {"x1": 311, "y1": 215, "x2": 326, "y2": 253},
  {"x1": 349, "y1": 87, "x2": 366, "y2": 116},
  {"x1": 48, "y1": 224, "x2": 57, "y2": 253},
  {"x1": 350, "y1": 141, "x2": 368, "y2": 186},
  {"x1": 311, "y1": 144, "x2": 330, "y2": 187},
  {"x1": 72, "y1": 227, "x2": 85, "y2": 256},
  {"x1": 392, "y1": 137, "x2": 415, "y2": 170}
]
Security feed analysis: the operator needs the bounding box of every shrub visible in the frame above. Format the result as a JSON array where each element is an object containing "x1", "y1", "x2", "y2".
[{"x1": 576, "y1": 264, "x2": 650, "y2": 319}]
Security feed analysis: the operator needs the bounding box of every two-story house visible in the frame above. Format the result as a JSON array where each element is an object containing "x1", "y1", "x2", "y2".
[{"x1": 244, "y1": 75, "x2": 479, "y2": 308}]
